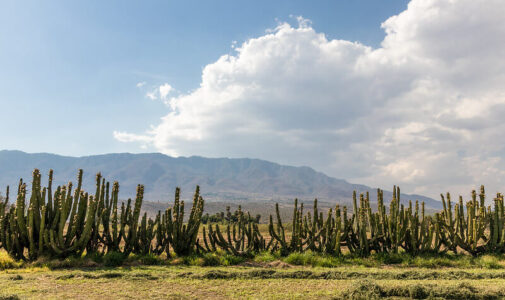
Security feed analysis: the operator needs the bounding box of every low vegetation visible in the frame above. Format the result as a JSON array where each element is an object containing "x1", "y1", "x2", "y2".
[{"x1": 2, "y1": 256, "x2": 505, "y2": 299}]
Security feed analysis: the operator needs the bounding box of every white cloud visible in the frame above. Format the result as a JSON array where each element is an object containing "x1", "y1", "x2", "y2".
[
  {"x1": 144, "y1": 83, "x2": 173, "y2": 101},
  {"x1": 115, "y1": 0, "x2": 505, "y2": 198},
  {"x1": 136, "y1": 81, "x2": 146, "y2": 88},
  {"x1": 159, "y1": 83, "x2": 173, "y2": 99},
  {"x1": 113, "y1": 131, "x2": 153, "y2": 143},
  {"x1": 145, "y1": 90, "x2": 157, "y2": 100}
]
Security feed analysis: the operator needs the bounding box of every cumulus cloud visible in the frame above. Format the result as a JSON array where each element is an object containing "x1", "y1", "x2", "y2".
[
  {"x1": 136, "y1": 81, "x2": 146, "y2": 88},
  {"x1": 115, "y1": 0, "x2": 505, "y2": 198}
]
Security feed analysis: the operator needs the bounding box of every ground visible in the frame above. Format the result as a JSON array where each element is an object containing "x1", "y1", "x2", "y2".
[
  {"x1": 3, "y1": 249, "x2": 505, "y2": 299},
  {"x1": 3, "y1": 262, "x2": 505, "y2": 299}
]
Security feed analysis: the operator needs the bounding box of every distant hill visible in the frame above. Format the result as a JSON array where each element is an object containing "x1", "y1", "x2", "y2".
[{"x1": 0, "y1": 150, "x2": 441, "y2": 210}]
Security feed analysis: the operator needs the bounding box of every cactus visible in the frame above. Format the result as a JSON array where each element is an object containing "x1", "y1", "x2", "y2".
[
  {"x1": 4, "y1": 168, "x2": 505, "y2": 260},
  {"x1": 0, "y1": 186, "x2": 9, "y2": 250},
  {"x1": 268, "y1": 198, "x2": 343, "y2": 256},
  {"x1": 163, "y1": 186, "x2": 204, "y2": 256},
  {"x1": 203, "y1": 207, "x2": 274, "y2": 255},
  {"x1": 268, "y1": 199, "x2": 310, "y2": 255},
  {"x1": 100, "y1": 181, "x2": 121, "y2": 253},
  {"x1": 0, "y1": 169, "x2": 149, "y2": 260},
  {"x1": 437, "y1": 187, "x2": 490, "y2": 256}
]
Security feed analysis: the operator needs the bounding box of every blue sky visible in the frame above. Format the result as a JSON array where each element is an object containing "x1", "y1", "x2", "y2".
[
  {"x1": 0, "y1": 0, "x2": 407, "y2": 156},
  {"x1": 2, "y1": 0, "x2": 504, "y2": 197}
]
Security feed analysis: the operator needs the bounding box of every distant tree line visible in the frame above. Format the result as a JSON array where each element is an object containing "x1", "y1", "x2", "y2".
[{"x1": 201, "y1": 206, "x2": 261, "y2": 224}]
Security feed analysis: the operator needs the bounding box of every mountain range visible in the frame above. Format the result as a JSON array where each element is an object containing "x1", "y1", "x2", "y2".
[{"x1": 0, "y1": 150, "x2": 441, "y2": 210}]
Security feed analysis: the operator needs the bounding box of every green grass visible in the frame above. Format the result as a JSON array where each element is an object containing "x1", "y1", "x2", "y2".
[
  {"x1": 3, "y1": 264, "x2": 505, "y2": 299},
  {"x1": 284, "y1": 251, "x2": 343, "y2": 267},
  {"x1": 280, "y1": 251, "x2": 505, "y2": 269},
  {"x1": 337, "y1": 279, "x2": 505, "y2": 300},
  {"x1": 2, "y1": 249, "x2": 505, "y2": 270},
  {"x1": 3, "y1": 250, "x2": 505, "y2": 298}
]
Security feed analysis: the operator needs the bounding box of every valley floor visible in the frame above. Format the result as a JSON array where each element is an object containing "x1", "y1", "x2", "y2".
[{"x1": 3, "y1": 264, "x2": 505, "y2": 299}]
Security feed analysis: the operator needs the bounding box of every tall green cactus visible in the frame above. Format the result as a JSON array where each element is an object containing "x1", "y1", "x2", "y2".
[
  {"x1": 0, "y1": 186, "x2": 9, "y2": 251},
  {"x1": 163, "y1": 186, "x2": 204, "y2": 256},
  {"x1": 203, "y1": 207, "x2": 274, "y2": 255},
  {"x1": 269, "y1": 198, "x2": 343, "y2": 256},
  {"x1": 5, "y1": 168, "x2": 505, "y2": 260},
  {"x1": 437, "y1": 187, "x2": 490, "y2": 256}
]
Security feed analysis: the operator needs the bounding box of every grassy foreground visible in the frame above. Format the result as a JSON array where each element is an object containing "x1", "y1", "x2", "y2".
[{"x1": 3, "y1": 250, "x2": 505, "y2": 299}]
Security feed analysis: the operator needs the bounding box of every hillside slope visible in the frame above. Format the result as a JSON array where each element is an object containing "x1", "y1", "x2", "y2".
[{"x1": 0, "y1": 150, "x2": 441, "y2": 209}]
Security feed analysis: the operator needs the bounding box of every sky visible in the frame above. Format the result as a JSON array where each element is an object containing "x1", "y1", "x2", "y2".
[{"x1": 2, "y1": 0, "x2": 505, "y2": 198}]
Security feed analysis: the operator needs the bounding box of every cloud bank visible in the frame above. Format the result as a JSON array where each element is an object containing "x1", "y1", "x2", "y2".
[{"x1": 115, "y1": 0, "x2": 505, "y2": 198}]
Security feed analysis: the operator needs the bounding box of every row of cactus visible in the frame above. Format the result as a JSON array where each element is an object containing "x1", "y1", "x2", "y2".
[
  {"x1": 201, "y1": 206, "x2": 276, "y2": 256},
  {"x1": 2, "y1": 169, "x2": 505, "y2": 261},
  {"x1": 437, "y1": 187, "x2": 505, "y2": 255},
  {"x1": 0, "y1": 169, "x2": 203, "y2": 260},
  {"x1": 268, "y1": 186, "x2": 504, "y2": 257},
  {"x1": 0, "y1": 169, "x2": 99, "y2": 260}
]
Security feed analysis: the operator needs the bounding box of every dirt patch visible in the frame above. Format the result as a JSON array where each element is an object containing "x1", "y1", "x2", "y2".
[
  {"x1": 130, "y1": 273, "x2": 159, "y2": 280},
  {"x1": 266, "y1": 260, "x2": 292, "y2": 268},
  {"x1": 238, "y1": 261, "x2": 266, "y2": 268},
  {"x1": 123, "y1": 260, "x2": 142, "y2": 267},
  {"x1": 236, "y1": 260, "x2": 292, "y2": 269}
]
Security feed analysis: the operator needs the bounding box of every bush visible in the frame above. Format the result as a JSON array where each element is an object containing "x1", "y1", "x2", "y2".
[
  {"x1": 222, "y1": 254, "x2": 246, "y2": 266},
  {"x1": 103, "y1": 252, "x2": 125, "y2": 267},
  {"x1": 374, "y1": 252, "x2": 404, "y2": 265},
  {"x1": 182, "y1": 255, "x2": 204, "y2": 266},
  {"x1": 202, "y1": 253, "x2": 223, "y2": 266},
  {"x1": 85, "y1": 252, "x2": 104, "y2": 264},
  {"x1": 284, "y1": 251, "x2": 316, "y2": 266},
  {"x1": 0, "y1": 251, "x2": 21, "y2": 270},
  {"x1": 139, "y1": 254, "x2": 164, "y2": 265},
  {"x1": 254, "y1": 251, "x2": 277, "y2": 263},
  {"x1": 476, "y1": 255, "x2": 502, "y2": 269}
]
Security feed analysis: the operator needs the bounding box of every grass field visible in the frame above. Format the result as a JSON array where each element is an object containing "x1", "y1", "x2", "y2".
[{"x1": 3, "y1": 250, "x2": 505, "y2": 299}]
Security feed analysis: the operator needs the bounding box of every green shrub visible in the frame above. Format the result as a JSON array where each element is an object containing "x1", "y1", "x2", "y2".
[
  {"x1": 254, "y1": 251, "x2": 277, "y2": 263},
  {"x1": 202, "y1": 253, "x2": 223, "y2": 266},
  {"x1": 374, "y1": 253, "x2": 404, "y2": 265},
  {"x1": 139, "y1": 254, "x2": 164, "y2": 266},
  {"x1": 86, "y1": 252, "x2": 104, "y2": 264},
  {"x1": 182, "y1": 255, "x2": 204, "y2": 266},
  {"x1": 222, "y1": 254, "x2": 246, "y2": 265},
  {"x1": 284, "y1": 251, "x2": 316, "y2": 266},
  {"x1": 476, "y1": 255, "x2": 502, "y2": 269},
  {"x1": 0, "y1": 251, "x2": 22, "y2": 270},
  {"x1": 103, "y1": 251, "x2": 125, "y2": 267}
]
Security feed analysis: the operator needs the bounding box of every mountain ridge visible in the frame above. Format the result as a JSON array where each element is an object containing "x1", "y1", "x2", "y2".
[{"x1": 0, "y1": 150, "x2": 441, "y2": 209}]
